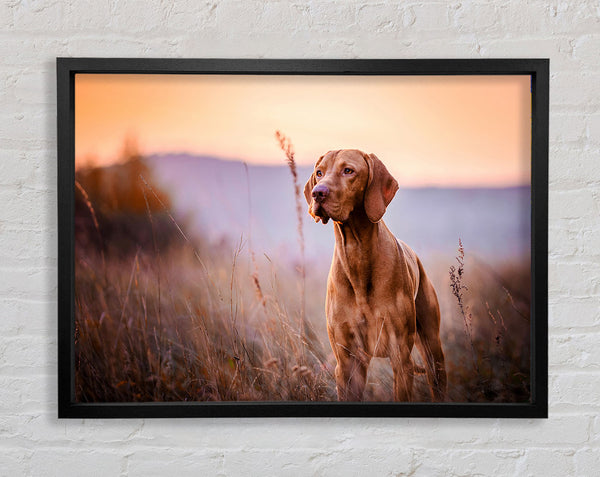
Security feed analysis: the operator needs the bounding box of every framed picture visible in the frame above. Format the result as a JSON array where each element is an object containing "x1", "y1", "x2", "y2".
[{"x1": 58, "y1": 58, "x2": 548, "y2": 418}]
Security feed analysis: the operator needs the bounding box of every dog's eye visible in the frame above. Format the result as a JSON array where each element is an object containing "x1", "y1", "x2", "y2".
[
  {"x1": 315, "y1": 170, "x2": 323, "y2": 177},
  {"x1": 343, "y1": 168, "x2": 354, "y2": 175}
]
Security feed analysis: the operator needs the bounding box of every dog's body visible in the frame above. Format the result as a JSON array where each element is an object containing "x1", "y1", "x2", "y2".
[{"x1": 304, "y1": 149, "x2": 446, "y2": 401}]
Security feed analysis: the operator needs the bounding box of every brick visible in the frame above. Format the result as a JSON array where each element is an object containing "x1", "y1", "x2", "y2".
[
  {"x1": 315, "y1": 447, "x2": 414, "y2": 476},
  {"x1": 409, "y1": 3, "x2": 453, "y2": 31},
  {"x1": 573, "y1": 34, "x2": 600, "y2": 66},
  {"x1": 0, "y1": 111, "x2": 48, "y2": 146},
  {"x1": 549, "y1": 297, "x2": 600, "y2": 328},
  {"x1": 160, "y1": 1, "x2": 219, "y2": 32},
  {"x1": 13, "y1": 69, "x2": 55, "y2": 105},
  {"x1": 63, "y1": 1, "x2": 115, "y2": 30},
  {"x1": 0, "y1": 228, "x2": 56, "y2": 267},
  {"x1": 0, "y1": 413, "x2": 56, "y2": 446},
  {"x1": 480, "y1": 37, "x2": 575, "y2": 72},
  {"x1": 551, "y1": 113, "x2": 587, "y2": 143},
  {"x1": 105, "y1": 1, "x2": 164, "y2": 33},
  {"x1": 413, "y1": 449, "x2": 521, "y2": 477},
  {"x1": 1, "y1": 298, "x2": 55, "y2": 336},
  {"x1": 496, "y1": 2, "x2": 550, "y2": 35},
  {"x1": 587, "y1": 113, "x2": 600, "y2": 144},
  {"x1": 495, "y1": 415, "x2": 590, "y2": 445},
  {"x1": 0, "y1": 267, "x2": 56, "y2": 300},
  {"x1": 127, "y1": 449, "x2": 223, "y2": 476},
  {"x1": 452, "y1": 2, "x2": 501, "y2": 34},
  {"x1": 12, "y1": 0, "x2": 66, "y2": 32},
  {"x1": 254, "y1": 3, "x2": 298, "y2": 33},
  {"x1": 216, "y1": 1, "x2": 313, "y2": 34},
  {"x1": 308, "y1": 2, "x2": 356, "y2": 30},
  {"x1": 30, "y1": 449, "x2": 122, "y2": 477},
  {"x1": 581, "y1": 225, "x2": 600, "y2": 256},
  {"x1": 575, "y1": 447, "x2": 600, "y2": 475},
  {"x1": 221, "y1": 448, "x2": 409, "y2": 476},
  {"x1": 548, "y1": 261, "x2": 600, "y2": 298},
  {"x1": 519, "y1": 449, "x2": 576, "y2": 476},
  {"x1": 545, "y1": 2, "x2": 600, "y2": 35},
  {"x1": 551, "y1": 373, "x2": 600, "y2": 406},
  {"x1": 549, "y1": 189, "x2": 599, "y2": 220},
  {"x1": 0, "y1": 335, "x2": 56, "y2": 375},
  {"x1": 552, "y1": 71, "x2": 600, "y2": 107},
  {"x1": 550, "y1": 146, "x2": 600, "y2": 186},
  {"x1": 501, "y1": 2, "x2": 600, "y2": 36},
  {"x1": 137, "y1": 419, "x2": 357, "y2": 449},
  {"x1": 395, "y1": 38, "x2": 481, "y2": 57},
  {"x1": 593, "y1": 416, "x2": 600, "y2": 445},
  {"x1": 0, "y1": 376, "x2": 47, "y2": 414},
  {"x1": 0, "y1": 3, "x2": 13, "y2": 28},
  {"x1": 0, "y1": 149, "x2": 54, "y2": 189},
  {"x1": 357, "y1": 4, "x2": 402, "y2": 33},
  {"x1": 548, "y1": 225, "x2": 584, "y2": 257},
  {"x1": 406, "y1": 419, "x2": 500, "y2": 447},
  {"x1": 551, "y1": 332, "x2": 600, "y2": 369},
  {"x1": 66, "y1": 36, "x2": 180, "y2": 58},
  {"x1": 223, "y1": 448, "x2": 322, "y2": 475},
  {"x1": 0, "y1": 38, "x2": 68, "y2": 67},
  {"x1": 0, "y1": 448, "x2": 33, "y2": 477},
  {"x1": 0, "y1": 188, "x2": 56, "y2": 227},
  {"x1": 63, "y1": 419, "x2": 146, "y2": 444}
]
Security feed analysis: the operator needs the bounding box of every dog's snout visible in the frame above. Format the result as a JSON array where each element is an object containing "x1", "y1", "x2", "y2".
[{"x1": 312, "y1": 184, "x2": 329, "y2": 203}]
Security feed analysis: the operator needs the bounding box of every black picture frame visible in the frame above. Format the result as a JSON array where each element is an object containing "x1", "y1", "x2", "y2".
[{"x1": 57, "y1": 58, "x2": 548, "y2": 419}]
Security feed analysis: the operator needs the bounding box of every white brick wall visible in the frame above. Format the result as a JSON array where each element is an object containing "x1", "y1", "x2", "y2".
[{"x1": 0, "y1": 1, "x2": 598, "y2": 475}]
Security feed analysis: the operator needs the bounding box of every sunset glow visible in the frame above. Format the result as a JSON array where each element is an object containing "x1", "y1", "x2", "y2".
[{"x1": 75, "y1": 74, "x2": 531, "y2": 187}]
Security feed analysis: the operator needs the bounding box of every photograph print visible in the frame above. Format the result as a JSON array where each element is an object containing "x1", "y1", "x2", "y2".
[{"x1": 70, "y1": 65, "x2": 535, "y2": 411}]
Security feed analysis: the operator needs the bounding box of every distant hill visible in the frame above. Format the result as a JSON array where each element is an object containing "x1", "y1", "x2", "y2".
[{"x1": 146, "y1": 153, "x2": 530, "y2": 263}]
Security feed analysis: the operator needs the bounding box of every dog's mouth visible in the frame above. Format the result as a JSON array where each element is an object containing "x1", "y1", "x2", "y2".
[{"x1": 312, "y1": 203, "x2": 330, "y2": 224}]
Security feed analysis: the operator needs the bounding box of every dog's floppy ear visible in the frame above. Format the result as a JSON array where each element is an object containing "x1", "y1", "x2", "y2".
[
  {"x1": 303, "y1": 172, "x2": 317, "y2": 206},
  {"x1": 304, "y1": 155, "x2": 324, "y2": 222},
  {"x1": 363, "y1": 153, "x2": 399, "y2": 223}
]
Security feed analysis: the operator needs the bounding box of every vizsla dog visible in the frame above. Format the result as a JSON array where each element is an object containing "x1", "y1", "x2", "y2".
[{"x1": 304, "y1": 149, "x2": 447, "y2": 402}]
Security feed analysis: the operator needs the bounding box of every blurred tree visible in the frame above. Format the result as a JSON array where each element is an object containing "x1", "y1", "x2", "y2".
[
  {"x1": 75, "y1": 135, "x2": 175, "y2": 256},
  {"x1": 76, "y1": 134, "x2": 170, "y2": 215}
]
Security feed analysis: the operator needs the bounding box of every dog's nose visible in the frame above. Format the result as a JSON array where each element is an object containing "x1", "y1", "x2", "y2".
[{"x1": 312, "y1": 184, "x2": 329, "y2": 203}]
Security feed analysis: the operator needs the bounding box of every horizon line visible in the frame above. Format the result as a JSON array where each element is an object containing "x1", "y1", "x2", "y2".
[{"x1": 75, "y1": 150, "x2": 532, "y2": 189}]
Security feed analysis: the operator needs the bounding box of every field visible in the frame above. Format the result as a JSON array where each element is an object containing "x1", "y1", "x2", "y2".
[{"x1": 74, "y1": 151, "x2": 531, "y2": 403}]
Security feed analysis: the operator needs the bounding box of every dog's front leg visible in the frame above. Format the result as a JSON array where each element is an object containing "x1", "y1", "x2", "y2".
[
  {"x1": 389, "y1": 324, "x2": 416, "y2": 402},
  {"x1": 328, "y1": 316, "x2": 370, "y2": 401},
  {"x1": 334, "y1": 350, "x2": 369, "y2": 401}
]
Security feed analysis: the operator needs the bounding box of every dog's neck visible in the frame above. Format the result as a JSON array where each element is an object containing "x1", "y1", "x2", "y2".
[
  {"x1": 333, "y1": 206, "x2": 382, "y2": 303},
  {"x1": 333, "y1": 206, "x2": 379, "y2": 250}
]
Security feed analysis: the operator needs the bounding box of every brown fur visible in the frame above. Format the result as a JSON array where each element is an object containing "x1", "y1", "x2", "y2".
[{"x1": 304, "y1": 149, "x2": 447, "y2": 401}]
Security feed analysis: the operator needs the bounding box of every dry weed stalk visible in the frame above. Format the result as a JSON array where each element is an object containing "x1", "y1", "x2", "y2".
[
  {"x1": 486, "y1": 301, "x2": 507, "y2": 349},
  {"x1": 243, "y1": 162, "x2": 266, "y2": 308},
  {"x1": 75, "y1": 179, "x2": 106, "y2": 277},
  {"x1": 275, "y1": 131, "x2": 307, "y2": 331},
  {"x1": 449, "y1": 238, "x2": 479, "y2": 374},
  {"x1": 503, "y1": 286, "x2": 529, "y2": 321},
  {"x1": 139, "y1": 174, "x2": 222, "y2": 300},
  {"x1": 142, "y1": 185, "x2": 162, "y2": 328}
]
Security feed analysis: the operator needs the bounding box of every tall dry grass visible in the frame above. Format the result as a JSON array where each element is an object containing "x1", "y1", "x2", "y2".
[
  {"x1": 74, "y1": 139, "x2": 530, "y2": 403},
  {"x1": 441, "y1": 241, "x2": 530, "y2": 402},
  {"x1": 275, "y1": 131, "x2": 308, "y2": 345},
  {"x1": 75, "y1": 242, "x2": 338, "y2": 402}
]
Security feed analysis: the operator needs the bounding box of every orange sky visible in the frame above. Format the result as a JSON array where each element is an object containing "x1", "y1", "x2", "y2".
[{"x1": 75, "y1": 74, "x2": 531, "y2": 187}]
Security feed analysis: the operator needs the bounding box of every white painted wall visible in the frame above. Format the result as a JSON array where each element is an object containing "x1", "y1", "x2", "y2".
[{"x1": 1, "y1": 1, "x2": 599, "y2": 475}]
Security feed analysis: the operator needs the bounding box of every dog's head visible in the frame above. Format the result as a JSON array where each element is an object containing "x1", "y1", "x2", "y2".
[{"x1": 304, "y1": 149, "x2": 398, "y2": 224}]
